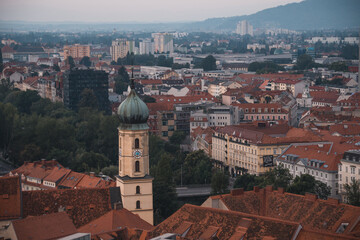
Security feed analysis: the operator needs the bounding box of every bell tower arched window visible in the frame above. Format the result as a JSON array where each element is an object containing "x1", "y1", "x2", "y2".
[
  {"x1": 136, "y1": 186, "x2": 140, "y2": 194},
  {"x1": 136, "y1": 200, "x2": 141, "y2": 209},
  {"x1": 135, "y1": 138, "x2": 139, "y2": 149},
  {"x1": 135, "y1": 161, "x2": 140, "y2": 172}
]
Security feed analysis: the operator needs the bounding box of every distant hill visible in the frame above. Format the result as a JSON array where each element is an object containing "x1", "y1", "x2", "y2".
[
  {"x1": 187, "y1": 0, "x2": 360, "y2": 31},
  {"x1": 0, "y1": 0, "x2": 359, "y2": 32}
]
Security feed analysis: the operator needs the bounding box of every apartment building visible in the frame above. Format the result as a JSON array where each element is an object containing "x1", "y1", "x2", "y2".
[
  {"x1": 153, "y1": 33, "x2": 174, "y2": 54},
  {"x1": 266, "y1": 79, "x2": 306, "y2": 97},
  {"x1": 277, "y1": 142, "x2": 341, "y2": 198},
  {"x1": 236, "y1": 20, "x2": 253, "y2": 36},
  {"x1": 63, "y1": 44, "x2": 90, "y2": 59},
  {"x1": 211, "y1": 124, "x2": 320, "y2": 176},
  {"x1": 110, "y1": 39, "x2": 134, "y2": 61},
  {"x1": 190, "y1": 105, "x2": 239, "y2": 132},
  {"x1": 234, "y1": 103, "x2": 289, "y2": 123},
  {"x1": 339, "y1": 150, "x2": 360, "y2": 202}
]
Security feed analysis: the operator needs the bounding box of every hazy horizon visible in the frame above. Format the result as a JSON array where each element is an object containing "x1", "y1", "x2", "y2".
[{"x1": 0, "y1": 0, "x2": 303, "y2": 23}]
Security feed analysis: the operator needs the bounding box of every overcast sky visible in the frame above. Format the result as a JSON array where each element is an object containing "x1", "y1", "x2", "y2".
[{"x1": 0, "y1": 0, "x2": 303, "y2": 23}]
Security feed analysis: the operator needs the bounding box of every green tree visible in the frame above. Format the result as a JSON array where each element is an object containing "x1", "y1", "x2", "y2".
[
  {"x1": 344, "y1": 179, "x2": 360, "y2": 206},
  {"x1": 157, "y1": 55, "x2": 173, "y2": 67},
  {"x1": 211, "y1": 170, "x2": 229, "y2": 194},
  {"x1": 66, "y1": 56, "x2": 75, "y2": 69},
  {"x1": 152, "y1": 153, "x2": 178, "y2": 224},
  {"x1": 19, "y1": 144, "x2": 43, "y2": 163},
  {"x1": 101, "y1": 165, "x2": 118, "y2": 178},
  {"x1": 233, "y1": 173, "x2": 259, "y2": 191},
  {"x1": 202, "y1": 55, "x2": 217, "y2": 71},
  {"x1": 183, "y1": 150, "x2": 212, "y2": 185},
  {"x1": 287, "y1": 174, "x2": 331, "y2": 200},
  {"x1": 0, "y1": 102, "x2": 18, "y2": 158},
  {"x1": 341, "y1": 44, "x2": 359, "y2": 60},
  {"x1": 296, "y1": 54, "x2": 315, "y2": 70},
  {"x1": 169, "y1": 131, "x2": 186, "y2": 145},
  {"x1": 142, "y1": 95, "x2": 156, "y2": 103},
  {"x1": 80, "y1": 56, "x2": 92, "y2": 67},
  {"x1": 329, "y1": 61, "x2": 348, "y2": 72},
  {"x1": 4, "y1": 90, "x2": 41, "y2": 114},
  {"x1": 78, "y1": 88, "x2": 98, "y2": 110},
  {"x1": 261, "y1": 164, "x2": 292, "y2": 189}
]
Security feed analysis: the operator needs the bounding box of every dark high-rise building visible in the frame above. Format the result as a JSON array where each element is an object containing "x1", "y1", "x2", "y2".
[{"x1": 63, "y1": 69, "x2": 110, "y2": 113}]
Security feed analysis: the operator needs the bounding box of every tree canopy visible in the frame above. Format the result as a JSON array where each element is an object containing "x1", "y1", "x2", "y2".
[
  {"x1": 344, "y1": 179, "x2": 360, "y2": 206},
  {"x1": 80, "y1": 56, "x2": 92, "y2": 67},
  {"x1": 202, "y1": 55, "x2": 217, "y2": 71}
]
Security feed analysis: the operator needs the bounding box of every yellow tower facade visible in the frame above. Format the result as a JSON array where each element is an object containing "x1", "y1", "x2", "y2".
[{"x1": 116, "y1": 77, "x2": 153, "y2": 225}]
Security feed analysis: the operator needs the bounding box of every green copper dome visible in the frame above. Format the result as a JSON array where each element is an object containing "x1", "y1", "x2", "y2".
[{"x1": 117, "y1": 88, "x2": 149, "y2": 125}]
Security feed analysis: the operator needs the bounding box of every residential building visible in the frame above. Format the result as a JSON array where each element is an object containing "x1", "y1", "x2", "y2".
[
  {"x1": 153, "y1": 33, "x2": 174, "y2": 54},
  {"x1": 234, "y1": 103, "x2": 289, "y2": 123},
  {"x1": 190, "y1": 105, "x2": 238, "y2": 132},
  {"x1": 63, "y1": 69, "x2": 110, "y2": 113},
  {"x1": 63, "y1": 44, "x2": 90, "y2": 59},
  {"x1": 110, "y1": 39, "x2": 128, "y2": 62},
  {"x1": 267, "y1": 79, "x2": 306, "y2": 97},
  {"x1": 236, "y1": 20, "x2": 253, "y2": 36},
  {"x1": 191, "y1": 127, "x2": 214, "y2": 157},
  {"x1": 211, "y1": 124, "x2": 322, "y2": 176},
  {"x1": 139, "y1": 39, "x2": 154, "y2": 55},
  {"x1": 8, "y1": 160, "x2": 115, "y2": 191},
  {"x1": 276, "y1": 142, "x2": 341, "y2": 198},
  {"x1": 339, "y1": 150, "x2": 360, "y2": 202}
]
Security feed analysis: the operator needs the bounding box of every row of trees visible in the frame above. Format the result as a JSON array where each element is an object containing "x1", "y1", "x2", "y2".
[
  {"x1": 233, "y1": 165, "x2": 331, "y2": 199},
  {"x1": 0, "y1": 82, "x2": 119, "y2": 173}
]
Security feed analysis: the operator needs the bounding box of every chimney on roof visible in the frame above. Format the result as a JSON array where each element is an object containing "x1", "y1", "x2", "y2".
[
  {"x1": 231, "y1": 188, "x2": 244, "y2": 196},
  {"x1": 89, "y1": 172, "x2": 95, "y2": 177},
  {"x1": 305, "y1": 192, "x2": 318, "y2": 202},
  {"x1": 253, "y1": 186, "x2": 260, "y2": 192},
  {"x1": 265, "y1": 185, "x2": 273, "y2": 192},
  {"x1": 277, "y1": 187, "x2": 284, "y2": 194},
  {"x1": 344, "y1": 125, "x2": 348, "y2": 129}
]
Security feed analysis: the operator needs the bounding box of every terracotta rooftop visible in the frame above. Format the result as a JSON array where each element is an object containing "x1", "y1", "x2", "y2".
[
  {"x1": 149, "y1": 204, "x2": 301, "y2": 240},
  {"x1": 152, "y1": 94, "x2": 219, "y2": 104},
  {"x1": 278, "y1": 143, "x2": 341, "y2": 171},
  {"x1": 11, "y1": 212, "x2": 77, "y2": 240},
  {"x1": 75, "y1": 174, "x2": 101, "y2": 189},
  {"x1": 329, "y1": 123, "x2": 360, "y2": 137},
  {"x1": 209, "y1": 187, "x2": 360, "y2": 238},
  {"x1": 22, "y1": 187, "x2": 119, "y2": 227},
  {"x1": 43, "y1": 167, "x2": 71, "y2": 183},
  {"x1": 0, "y1": 176, "x2": 22, "y2": 220},
  {"x1": 58, "y1": 171, "x2": 85, "y2": 188},
  {"x1": 77, "y1": 209, "x2": 153, "y2": 235}
]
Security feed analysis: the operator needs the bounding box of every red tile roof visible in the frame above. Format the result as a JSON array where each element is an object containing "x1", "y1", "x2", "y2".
[
  {"x1": 43, "y1": 167, "x2": 71, "y2": 183},
  {"x1": 78, "y1": 209, "x2": 153, "y2": 235},
  {"x1": 22, "y1": 188, "x2": 113, "y2": 227},
  {"x1": 152, "y1": 94, "x2": 219, "y2": 104},
  {"x1": 75, "y1": 174, "x2": 101, "y2": 189},
  {"x1": 58, "y1": 171, "x2": 85, "y2": 188},
  {"x1": 11, "y1": 212, "x2": 77, "y2": 240},
  {"x1": 149, "y1": 204, "x2": 301, "y2": 240},
  {"x1": 215, "y1": 187, "x2": 360, "y2": 238},
  {"x1": 0, "y1": 176, "x2": 22, "y2": 220}
]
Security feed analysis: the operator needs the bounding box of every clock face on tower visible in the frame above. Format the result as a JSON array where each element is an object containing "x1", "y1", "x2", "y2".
[{"x1": 133, "y1": 149, "x2": 142, "y2": 158}]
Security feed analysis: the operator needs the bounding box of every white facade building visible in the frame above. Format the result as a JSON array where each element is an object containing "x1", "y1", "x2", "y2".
[{"x1": 236, "y1": 20, "x2": 253, "y2": 36}]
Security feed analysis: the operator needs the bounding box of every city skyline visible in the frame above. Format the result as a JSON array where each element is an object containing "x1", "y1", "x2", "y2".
[{"x1": 0, "y1": 0, "x2": 302, "y2": 23}]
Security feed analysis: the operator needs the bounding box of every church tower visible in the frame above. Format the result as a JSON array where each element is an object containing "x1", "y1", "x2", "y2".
[{"x1": 116, "y1": 74, "x2": 153, "y2": 225}]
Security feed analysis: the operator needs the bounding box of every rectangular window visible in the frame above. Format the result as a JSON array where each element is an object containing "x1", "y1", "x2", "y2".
[
  {"x1": 162, "y1": 131, "x2": 168, "y2": 137},
  {"x1": 162, "y1": 121, "x2": 167, "y2": 126},
  {"x1": 351, "y1": 167, "x2": 355, "y2": 174}
]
